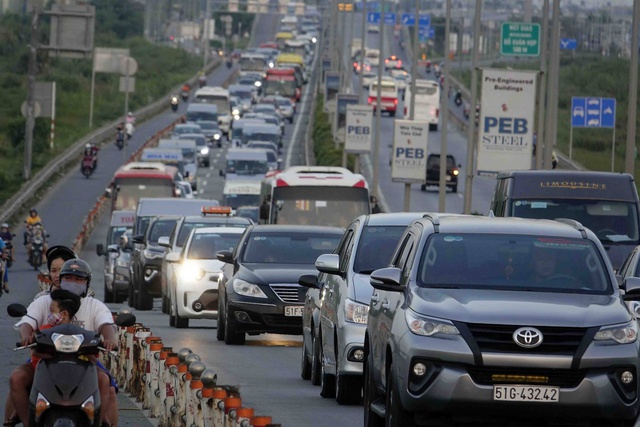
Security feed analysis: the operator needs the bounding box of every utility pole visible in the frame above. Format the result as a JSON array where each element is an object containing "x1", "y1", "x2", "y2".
[
  {"x1": 373, "y1": 0, "x2": 386, "y2": 199},
  {"x1": 439, "y1": 0, "x2": 451, "y2": 213},
  {"x1": 24, "y1": 5, "x2": 40, "y2": 180},
  {"x1": 625, "y1": 0, "x2": 640, "y2": 174},
  {"x1": 544, "y1": 0, "x2": 560, "y2": 170},
  {"x1": 403, "y1": 0, "x2": 420, "y2": 212},
  {"x1": 535, "y1": 0, "x2": 549, "y2": 170},
  {"x1": 462, "y1": 0, "x2": 481, "y2": 214},
  {"x1": 358, "y1": 0, "x2": 367, "y2": 101},
  {"x1": 203, "y1": 0, "x2": 211, "y2": 67}
]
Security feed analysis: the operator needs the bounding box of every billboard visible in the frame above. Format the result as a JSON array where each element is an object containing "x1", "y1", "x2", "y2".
[
  {"x1": 391, "y1": 119, "x2": 429, "y2": 183},
  {"x1": 476, "y1": 69, "x2": 537, "y2": 176},
  {"x1": 334, "y1": 94, "x2": 360, "y2": 143},
  {"x1": 344, "y1": 104, "x2": 373, "y2": 154}
]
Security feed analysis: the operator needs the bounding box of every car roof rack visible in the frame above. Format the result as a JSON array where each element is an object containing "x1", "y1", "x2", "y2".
[
  {"x1": 554, "y1": 218, "x2": 587, "y2": 238},
  {"x1": 422, "y1": 213, "x2": 440, "y2": 233}
]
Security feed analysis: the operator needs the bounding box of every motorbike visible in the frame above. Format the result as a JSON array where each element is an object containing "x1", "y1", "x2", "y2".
[
  {"x1": 198, "y1": 75, "x2": 207, "y2": 88},
  {"x1": 5, "y1": 240, "x2": 14, "y2": 268},
  {"x1": 226, "y1": 59, "x2": 232, "y2": 69},
  {"x1": 7, "y1": 303, "x2": 136, "y2": 427},
  {"x1": 81, "y1": 155, "x2": 94, "y2": 178},
  {"x1": 181, "y1": 89, "x2": 189, "y2": 102},
  {"x1": 454, "y1": 91, "x2": 463, "y2": 106},
  {"x1": 29, "y1": 233, "x2": 44, "y2": 271},
  {"x1": 125, "y1": 122, "x2": 135, "y2": 139},
  {"x1": 170, "y1": 95, "x2": 179, "y2": 112},
  {"x1": 115, "y1": 131, "x2": 125, "y2": 150}
]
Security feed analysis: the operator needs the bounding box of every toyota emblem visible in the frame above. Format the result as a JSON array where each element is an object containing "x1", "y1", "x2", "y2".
[{"x1": 513, "y1": 327, "x2": 543, "y2": 348}]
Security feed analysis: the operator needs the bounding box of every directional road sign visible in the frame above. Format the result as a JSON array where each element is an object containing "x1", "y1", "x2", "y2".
[
  {"x1": 418, "y1": 26, "x2": 434, "y2": 39},
  {"x1": 400, "y1": 13, "x2": 430, "y2": 27},
  {"x1": 560, "y1": 38, "x2": 577, "y2": 50},
  {"x1": 367, "y1": 12, "x2": 380, "y2": 24},
  {"x1": 571, "y1": 97, "x2": 616, "y2": 128},
  {"x1": 500, "y1": 22, "x2": 541, "y2": 56},
  {"x1": 384, "y1": 12, "x2": 396, "y2": 25}
]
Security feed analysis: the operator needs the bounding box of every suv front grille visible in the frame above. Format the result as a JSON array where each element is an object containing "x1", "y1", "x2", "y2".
[
  {"x1": 270, "y1": 285, "x2": 303, "y2": 303},
  {"x1": 467, "y1": 366, "x2": 586, "y2": 388},
  {"x1": 465, "y1": 323, "x2": 587, "y2": 355}
]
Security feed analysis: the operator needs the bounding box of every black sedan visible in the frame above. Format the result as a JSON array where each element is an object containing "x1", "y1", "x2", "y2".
[{"x1": 216, "y1": 224, "x2": 344, "y2": 345}]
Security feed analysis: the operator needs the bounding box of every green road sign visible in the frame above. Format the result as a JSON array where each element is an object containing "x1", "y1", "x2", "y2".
[{"x1": 500, "y1": 22, "x2": 540, "y2": 56}]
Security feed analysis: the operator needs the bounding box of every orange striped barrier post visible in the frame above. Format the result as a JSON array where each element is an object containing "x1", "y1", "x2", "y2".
[
  {"x1": 161, "y1": 354, "x2": 180, "y2": 426},
  {"x1": 132, "y1": 327, "x2": 151, "y2": 400},
  {"x1": 150, "y1": 347, "x2": 172, "y2": 419},
  {"x1": 144, "y1": 340, "x2": 163, "y2": 410},
  {"x1": 123, "y1": 325, "x2": 137, "y2": 392},
  {"x1": 186, "y1": 361, "x2": 206, "y2": 427},
  {"x1": 198, "y1": 368, "x2": 219, "y2": 426},
  {"x1": 250, "y1": 416, "x2": 272, "y2": 427},
  {"x1": 224, "y1": 396, "x2": 242, "y2": 427},
  {"x1": 170, "y1": 362, "x2": 189, "y2": 426},
  {"x1": 211, "y1": 388, "x2": 228, "y2": 427},
  {"x1": 234, "y1": 407, "x2": 254, "y2": 427}
]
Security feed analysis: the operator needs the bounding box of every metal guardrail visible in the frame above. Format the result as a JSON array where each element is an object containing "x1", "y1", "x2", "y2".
[{"x1": 0, "y1": 57, "x2": 222, "y2": 225}]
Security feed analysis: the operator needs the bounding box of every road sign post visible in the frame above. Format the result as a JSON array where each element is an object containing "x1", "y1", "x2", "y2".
[{"x1": 500, "y1": 22, "x2": 540, "y2": 56}]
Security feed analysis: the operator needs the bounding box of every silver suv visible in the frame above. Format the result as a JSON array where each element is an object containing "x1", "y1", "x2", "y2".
[
  {"x1": 300, "y1": 213, "x2": 424, "y2": 404},
  {"x1": 365, "y1": 214, "x2": 640, "y2": 426}
]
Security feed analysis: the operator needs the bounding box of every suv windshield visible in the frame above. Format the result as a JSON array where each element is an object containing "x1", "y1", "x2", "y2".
[{"x1": 417, "y1": 234, "x2": 611, "y2": 294}]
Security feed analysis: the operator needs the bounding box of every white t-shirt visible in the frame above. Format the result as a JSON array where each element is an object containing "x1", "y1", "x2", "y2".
[{"x1": 15, "y1": 294, "x2": 114, "y2": 332}]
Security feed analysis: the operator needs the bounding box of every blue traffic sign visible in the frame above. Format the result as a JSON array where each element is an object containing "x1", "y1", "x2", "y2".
[
  {"x1": 560, "y1": 38, "x2": 577, "y2": 50},
  {"x1": 384, "y1": 12, "x2": 396, "y2": 25},
  {"x1": 367, "y1": 12, "x2": 380, "y2": 24},
  {"x1": 571, "y1": 97, "x2": 615, "y2": 128},
  {"x1": 418, "y1": 26, "x2": 434, "y2": 39},
  {"x1": 400, "y1": 13, "x2": 431, "y2": 26}
]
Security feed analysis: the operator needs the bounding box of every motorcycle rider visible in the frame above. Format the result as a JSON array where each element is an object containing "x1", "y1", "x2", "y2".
[
  {"x1": 26, "y1": 222, "x2": 48, "y2": 265},
  {"x1": 25, "y1": 208, "x2": 41, "y2": 227},
  {"x1": 9, "y1": 258, "x2": 117, "y2": 427},
  {"x1": 198, "y1": 70, "x2": 207, "y2": 88},
  {"x1": 0, "y1": 223, "x2": 15, "y2": 264},
  {"x1": 0, "y1": 239, "x2": 8, "y2": 293},
  {"x1": 181, "y1": 83, "x2": 190, "y2": 101},
  {"x1": 83, "y1": 143, "x2": 99, "y2": 170},
  {"x1": 115, "y1": 124, "x2": 125, "y2": 148}
]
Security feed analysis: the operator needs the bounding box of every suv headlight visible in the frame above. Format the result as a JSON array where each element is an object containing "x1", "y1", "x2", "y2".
[
  {"x1": 232, "y1": 278, "x2": 268, "y2": 298},
  {"x1": 143, "y1": 249, "x2": 165, "y2": 260},
  {"x1": 594, "y1": 321, "x2": 638, "y2": 344},
  {"x1": 406, "y1": 310, "x2": 460, "y2": 337},
  {"x1": 200, "y1": 147, "x2": 209, "y2": 155},
  {"x1": 116, "y1": 259, "x2": 129, "y2": 268},
  {"x1": 345, "y1": 298, "x2": 369, "y2": 324}
]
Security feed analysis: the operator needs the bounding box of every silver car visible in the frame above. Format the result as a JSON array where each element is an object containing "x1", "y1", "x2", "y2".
[
  {"x1": 365, "y1": 214, "x2": 640, "y2": 426},
  {"x1": 301, "y1": 213, "x2": 425, "y2": 404}
]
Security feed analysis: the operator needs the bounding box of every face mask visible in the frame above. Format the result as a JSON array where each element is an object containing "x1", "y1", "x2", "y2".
[
  {"x1": 60, "y1": 279, "x2": 86, "y2": 296},
  {"x1": 47, "y1": 313, "x2": 63, "y2": 326}
]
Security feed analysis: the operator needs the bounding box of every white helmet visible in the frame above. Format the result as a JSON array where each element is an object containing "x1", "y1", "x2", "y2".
[
  {"x1": 85, "y1": 143, "x2": 91, "y2": 149},
  {"x1": 128, "y1": 111, "x2": 133, "y2": 116}
]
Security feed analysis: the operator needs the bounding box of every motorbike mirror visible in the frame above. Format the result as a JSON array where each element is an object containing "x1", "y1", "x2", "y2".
[
  {"x1": 96, "y1": 243, "x2": 105, "y2": 256},
  {"x1": 7, "y1": 303, "x2": 27, "y2": 318},
  {"x1": 115, "y1": 313, "x2": 137, "y2": 327}
]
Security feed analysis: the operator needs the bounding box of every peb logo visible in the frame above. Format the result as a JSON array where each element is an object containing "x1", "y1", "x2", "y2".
[
  {"x1": 347, "y1": 125, "x2": 370, "y2": 135},
  {"x1": 482, "y1": 116, "x2": 529, "y2": 146}
]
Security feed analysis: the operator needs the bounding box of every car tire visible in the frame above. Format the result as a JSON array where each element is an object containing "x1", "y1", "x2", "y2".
[
  {"x1": 175, "y1": 303, "x2": 189, "y2": 329},
  {"x1": 300, "y1": 336, "x2": 312, "y2": 380},
  {"x1": 389, "y1": 111, "x2": 396, "y2": 117},
  {"x1": 216, "y1": 295, "x2": 225, "y2": 341},
  {"x1": 289, "y1": 117, "x2": 294, "y2": 124},
  {"x1": 386, "y1": 364, "x2": 414, "y2": 427},
  {"x1": 161, "y1": 295, "x2": 168, "y2": 314},
  {"x1": 224, "y1": 307, "x2": 246, "y2": 345},
  {"x1": 128, "y1": 279, "x2": 137, "y2": 308},
  {"x1": 169, "y1": 301, "x2": 176, "y2": 327},
  {"x1": 319, "y1": 345, "x2": 336, "y2": 398},
  {"x1": 310, "y1": 332, "x2": 322, "y2": 386},
  {"x1": 104, "y1": 281, "x2": 114, "y2": 304},
  {"x1": 335, "y1": 351, "x2": 362, "y2": 405},
  {"x1": 429, "y1": 124, "x2": 438, "y2": 131},
  {"x1": 364, "y1": 356, "x2": 384, "y2": 427},
  {"x1": 452, "y1": 184, "x2": 458, "y2": 193},
  {"x1": 420, "y1": 184, "x2": 426, "y2": 191}
]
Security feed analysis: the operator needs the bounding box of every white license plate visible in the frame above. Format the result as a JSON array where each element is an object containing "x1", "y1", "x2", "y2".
[
  {"x1": 284, "y1": 306, "x2": 303, "y2": 317},
  {"x1": 493, "y1": 385, "x2": 559, "y2": 402}
]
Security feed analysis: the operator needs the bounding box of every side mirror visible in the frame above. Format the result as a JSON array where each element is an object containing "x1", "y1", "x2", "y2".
[
  {"x1": 165, "y1": 252, "x2": 181, "y2": 263},
  {"x1": 216, "y1": 250, "x2": 234, "y2": 264},
  {"x1": 298, "y1": 274, "x2": 320, "y2": 289},
  {"x1": 7, "y1": 303, "x2": 27, "y2": 318},
  {"x1": 96, "y1": 244, "x2": 105, "y2": 257},
  {"x1": 158, "y1": 236, "x2": 171, "y2": 248},
  {"x1": 622, "y1": 277, "x2": 640, "y2": 300},
  {"x1": 115, "y1": 313, "x2": 137, "y2": 327},
  {"x1": 315, "y1": 254, "x2": 340, "y2": 274},
  {"x1": 132, "y1": 234, "x2": 145, "y2": 244},
  {"x1": 370, "y1": 267, "x2": 404, "y2": 292}
]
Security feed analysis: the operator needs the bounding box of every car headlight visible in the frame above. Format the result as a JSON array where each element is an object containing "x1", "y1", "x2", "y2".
[
  {"x1": 254, "y1": 81, "x2": 262, "y2": 87},
  {"x1": 345, "y1": 298, "x2": 369, "y2": 324},
  {"x1": 116, "y1": 259, "x2": 128, "y2": 268},
  {"x1": 233, "y1": 114, "x2": 241, "y2": 121},
  {"x1": 405, "y1": 310, "x2": 460, "y2": 337},
  {"x1": 214, "y1": 134, "x2": 220, "y2": 140},
  {"x1": 594, "y1": 321, "x2": 638, "y2": 344},
  {"x1": 179, "y1": 262, "x2": 206, "y2": 281},
  {"x1": 232, "y1": 278, "x2": 268, "y2": 298},
  {"x1": 52, "y1": 333, "x2": 84, "y2": 353},
  {"x1": 232, "y1": 108, "x2": 241, "y2": 115},
  {"x1": 143, "y1": 250, "x2": 165, "y2": 260},
  {"x1": 200, "y1": 147, "x2": 210, "y2": 155}
]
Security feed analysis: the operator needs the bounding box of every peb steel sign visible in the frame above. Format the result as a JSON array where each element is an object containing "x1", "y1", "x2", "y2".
[
  {"x1": 391, "y1": 119, "x2": 429, "y2": 183},
  {"x1": 476, "y1": 69, "x2": 537, "y2": 176},
  {"x1": 344, "y1": 104, "x2": 373, "y2": 154}
]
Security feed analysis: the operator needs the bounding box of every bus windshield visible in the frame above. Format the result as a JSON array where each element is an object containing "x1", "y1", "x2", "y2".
[
  {"x1": 226, "y1": 160, "x2": 269, "y2": 176},
  {"x1": 271, "y1": 186, "x2": 370, "y2": 227},
  {"x1": 186, "y1": 110, "x2": 218, "y2": 122},
  {"x1": 113, "y1": 179, "x2": 175, "y2": 211},
  {"x1": 193, "y1": 97, "x2": 228, "y2": 114},
  {"x1": 239, "y1": 57, "x2": 267, "y2": 71},
  {"x1": 223, "y1": 194, "x2": 261, "y2": 209},
  {"x1": 263, "y1": 80, "x2": 297, "y2": 97}
]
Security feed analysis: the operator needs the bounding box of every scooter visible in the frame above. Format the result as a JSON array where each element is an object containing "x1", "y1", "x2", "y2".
[
  {"x1": 81, "y1": 155, "x2": 94, "y2": 178},
  {"x1": 7, "y1": 304, "x2": 136, "y2": 427},
  {"x1": 181, "y1": 89, "x2": 189, "y2": 102},
  {"x1": 170, "y1": 95, "x2": 179, "y2": 112},
  {"x1": 29, "y1": 234, "x2": 44, "y2": 271},
  {"x1": 115, "y1": 129, "x2": 125, "y2": 150},
  {"x1": 454, "y1": 91, "x2": 463, "y2": 106},
  {"x1": 125, "y1": 122, "x2": 135, "y2": 139}
]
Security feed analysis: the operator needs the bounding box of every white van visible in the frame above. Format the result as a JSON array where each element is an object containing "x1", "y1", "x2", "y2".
[
  {"x1": 404, "y1": 79, "x2": 441, "y2": 130},
  {"x1": 221, "y1": 148, "x2": 269, "y2": 181},
  {"x1": 193, "y1": 87, "x2": 231, "y2": 135},
  {"x1": 365, "y1": 48, "x2": 380, "y2": 67},
  {"x1": 157, "y1": 139, "x2": 199, "y2": 190}
]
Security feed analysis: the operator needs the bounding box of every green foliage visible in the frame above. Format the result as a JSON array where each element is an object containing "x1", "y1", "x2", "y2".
[
  {"x1": 0, "y1": 0, "x2": 204, "y2": 205},
  {"x1": 312, "y1": 96, "x2": 356, "y2": 169}
]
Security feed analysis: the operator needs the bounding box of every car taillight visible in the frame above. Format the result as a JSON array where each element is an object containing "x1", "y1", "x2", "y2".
[
  {"x1": 368, "y1": 97, "x2": 375, "y2": 104},
  {"x1": 394, "y1": 99, "x2": 398, "y2": 105},
  {"x1": 435, "y1": 109, "x2": 439, "y2": 118}
]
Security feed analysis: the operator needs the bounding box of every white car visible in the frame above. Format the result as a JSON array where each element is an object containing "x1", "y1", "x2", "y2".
[
  {"x1": 367, "y1": 24, "x2": 379, "y2": 33},
  {"x1": 165, "y1": 227, "x2": 245, "y2": 328},
  {"x1": 362, "y1": 72, "x2": 377, "y2": 88}
]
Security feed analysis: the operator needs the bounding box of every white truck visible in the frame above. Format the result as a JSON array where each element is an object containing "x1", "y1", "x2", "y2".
[{"x1": 404, "y1": 79, "x2": 441, "y2": 130}]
